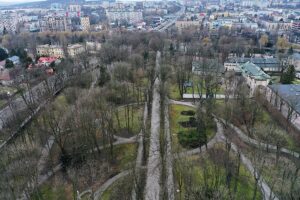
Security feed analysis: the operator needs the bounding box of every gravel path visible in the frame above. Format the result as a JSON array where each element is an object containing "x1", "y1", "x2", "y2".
[{"x1": 145, "y1": 51, "x2": 161, "y2": 200}]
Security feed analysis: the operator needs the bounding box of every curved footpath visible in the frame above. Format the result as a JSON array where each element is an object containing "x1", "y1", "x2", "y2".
[
  {"x1": 219, "y1": 118, "x2": 300, "y2": 159},
  {"x1": 170, "y1": 100, "x2": 279, "y2": 200},
  {"x1": 93, "y1": 170, "x2": 131, "y2": 200}
]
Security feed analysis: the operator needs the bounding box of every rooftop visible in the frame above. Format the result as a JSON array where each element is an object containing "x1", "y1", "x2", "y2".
[
  {"x1": 239, "y1": 62, "x2": 271, "y2": 80},
  {"x1": 269, "y1": 84, "x2": 300, "y2": 114},
  {"x1": 227, "y1": 57, "x2": 280, "y2": 69}
]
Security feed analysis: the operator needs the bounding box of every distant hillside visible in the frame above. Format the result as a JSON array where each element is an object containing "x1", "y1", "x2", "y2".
[{"x1": 0, "y1": 0, "x2": 88, "y2": 9}]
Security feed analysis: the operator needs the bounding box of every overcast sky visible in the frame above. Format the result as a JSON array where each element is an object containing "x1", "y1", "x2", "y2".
[{"x1": 0, "y1": 0, "x2": 43, "y2": 3}]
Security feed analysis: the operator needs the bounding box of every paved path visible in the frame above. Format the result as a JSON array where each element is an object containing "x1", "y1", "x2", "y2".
[
  {"x1": 131, "y1": 103, "x2": 148, "y2": 200},
  {"x1": 220, "y1": 118, "x2": 300, "y2": 159},
  {"x1": 170, "y1": 100, "x2": 279, "y2": 200},
  {"x1": 145, "y1": 51, "x2": 161, "y2": 200},
  {"x1": 230, "y1": 142, "x2": 279, "y2": 200},
  {"x1": 93, "y1": 170, "x2": 131, "y2": 200},
  {"x1": 164, "y1": 99, "x2": 174, "y2": 200},
  {"x1": 182, "y1": 94, "x2": 234, "y2": 99}
]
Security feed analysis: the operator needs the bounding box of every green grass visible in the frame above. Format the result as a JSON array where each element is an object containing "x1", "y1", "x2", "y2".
[
  {"x1": 31, "y1": 184, "x2": 70, "y2": 200},
  {"x1": 271, "y1": 76, "x2": 281, "y2": 84},
  {"x1": 101, "y1": 175, "x2": 133, "y2": 200},
  {"x1": 174, "y1": 144, "x2": 263, "y2": 200},
  {"x1": 292, "y1": 79, "x2": 300, "y2": 84},
  {"x1": 114, "y1": 105, "x2": 144, "y2": 137},
  {"x1": 169, "y1": 83, "x2": 182, "y2": 100},
  {"x1": 214, "y1": 100, "x2": 300, "y2": 153},
  {"x1": 169, "y1": 104, "x2": 216, "y2": 151},
  {"x1": 113, "y1": 143, "x2": 137, "y2": 171},
  {"x1": 0, "y1": 86, "x2": 18, "y2": 95},
  {"x1": 168, "y1": 75, "x2": 224, "y2": 100}
]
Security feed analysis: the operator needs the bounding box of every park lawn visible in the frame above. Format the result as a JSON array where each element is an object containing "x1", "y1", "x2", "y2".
[
  {"x1": 114, "y1": 105, "x2": 144, "y2": 137},
  {"x1": 0, "y1": 86, "x2": 18, "y2": 95},
  {"x1": 292, "y1": 79, "x2": 300, "y2": 84},
  {"x1": 113, "y1": 143, "x2": 137, "y2": 171},
  {"x1": 31, "y1": 183, "x2": 73, "y2": 200},
  {"x1": 255, "y1": 108, "x2": 300, "y2": 153},
  {"x1": 214, "y1": 99, "x2": 300, "y2": 153},
  {"x1": 169, "y1": 83, "x2": 182, "y2": 100},
  {"x1": 245, "y1": 148, "x2": 300, "y2": 199},
  {"x1": 174, "y1": 144, "x2": 262, "y2": 200},
  {"x1": 169, "y1": 104, "x2": 216, "y2": 152},
  {"x1": 34, "y1": 143, "x2": 137, "y2": 200},
  {"x1": 271, "y1": 76, "x2": 281, "y2": 84},
  {"x1": 168, "y1": 76, "x2": 225, "y2": 100},
  {"x1": 101, "y1": 175, "x2": 133, "y2": 200}
]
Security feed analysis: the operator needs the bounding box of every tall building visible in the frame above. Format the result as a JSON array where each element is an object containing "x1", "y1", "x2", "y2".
[
  {"x1": 40, "y1": 16, "x2": 72, "y2": 32},
  {"x1": 80, "y1": 17, "x2": 90, "y2": 31},
  {"x1": 106, "y1": 10, "x2": 143, "y2": 24},
  {"x1": 0, "y1": 15, "x2": 18, "y2": 33}
]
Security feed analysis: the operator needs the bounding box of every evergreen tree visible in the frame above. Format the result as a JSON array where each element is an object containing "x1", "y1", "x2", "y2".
[
  {"x1": 0, "y1": 48, "x2": 8, "y2": 61},
  {"x1": 281, "y1": 65, "x2": 296, "y2": 84},
  {"x1": 5, "y1": 59, "x2": 14, "y2": 68}
]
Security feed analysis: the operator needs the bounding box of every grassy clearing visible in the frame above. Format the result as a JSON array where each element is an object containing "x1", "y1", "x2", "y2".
[
  {"x1": 174, "y1": 143, "x2": 262, "y2": 200},
  {"x1": 114, "y1": 105, "x2": 144, "y2": 137},
  {"x1": 244, "y1": 147, "x2": 300, "y2": 199},
  {"x1": 169, "y1": 104, "x2": 216, "y2": 152},
  {"x1": 113, "y1": 143, "x2": 137, "y2": 171},
  {"x1": 292, "y1": 79, "x2": 300, "y2": 84},
  {"x1": 271, "y1": 76, "x2": 281, "y2": 84},
  {"x1": 168, "y1": 75, "x2": 225, "y2": 100},
  {"x1": 31, "y1": 182, "x2": 73, "y2": 200},
  {"x1": 214, "y1": 99, "x2": 300, "y2": 153},
  {"x1": 101, "y1": 175, "x2": 133, "y2": 200},
  {"x1": 33, "y1": 143, "x2": 137, "y2": 200}
]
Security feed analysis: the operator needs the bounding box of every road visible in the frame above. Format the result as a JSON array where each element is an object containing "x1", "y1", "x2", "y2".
[
  {"x1": 145, "y1": 52, "x2": 161, "y2": 200},
  {"x1": 153, "y1": 5, "x2": 185, "y2": 32}
]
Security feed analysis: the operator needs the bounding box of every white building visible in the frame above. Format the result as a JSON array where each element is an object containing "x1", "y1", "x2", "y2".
[
  {"x1": 239, "y1": 62, "x2": 271, "y2": 96},
  {"x1": 106, "y1": 10, "x2": 143, "y2": 24}
]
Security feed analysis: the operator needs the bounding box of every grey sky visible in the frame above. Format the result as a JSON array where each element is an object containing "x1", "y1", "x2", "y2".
[{"x1": 0, "y1": 0, "x2": 43, "y2": 3}]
